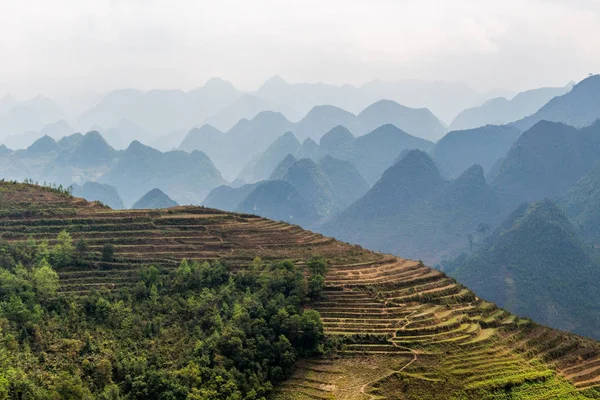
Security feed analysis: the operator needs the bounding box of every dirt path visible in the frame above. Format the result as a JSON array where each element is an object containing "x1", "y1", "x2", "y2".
[{"x1": 358, "y1": 309, "x2": 420, "y2": 399}]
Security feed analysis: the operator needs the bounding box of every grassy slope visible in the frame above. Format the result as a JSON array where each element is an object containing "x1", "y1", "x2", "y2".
[{"x1": 2, "y1": 182, "x2": 600, "y2": 399}]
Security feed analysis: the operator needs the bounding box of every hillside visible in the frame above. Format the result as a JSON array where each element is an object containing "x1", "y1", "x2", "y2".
[
  {"x1": 1, "y1": 182, "x2": 600, "y2": 398},
  {"x1": 322, "y1": 150, "x2": 505, "y2": 263},
  {"x1": 235, "y1": 180, "x2": 318, "y2": 226},
  {"x1": 98, "y1": 141, "x2": 226, "y2": 207},
  {"x1": 356, "y1": 99, "x2": 448, "y2": 141},
  {"x1": 492, "y1": 120, "x2": 600, "y2": 204},
  {"x1": 71, "y1": 181, "x2": 124, "y2": 209},
  {"x1": 346, "y1": 124, "x2": 434, "y2": 185},
  {"x1": 450, "y1": 84, "x2": 572, "y2": 130},
  {"x1": 446, "y1": 200, "x2": 600, "y2": 339},
  {"x1": 132, "y1": 188, "x2": 179, "y2": 209},
  {"x1": 514, "y1": 75, "x2": 600, "y2": 131},
  {"x1": 236, "y1": 131, "x2": 301, "y2": 183},
  {"x1": 433, "y1": 125, "x2": 522, "y2": 179},
  {"x1": 561, "y1": 161, "x2": 600, "y2": 243}
]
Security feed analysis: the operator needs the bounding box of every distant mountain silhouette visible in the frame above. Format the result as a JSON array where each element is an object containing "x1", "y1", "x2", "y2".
[
  {"x1": 203, "y1": 94, "x2": 294, "y2": 132},
  {"x1": 492, "y1": 120, "x2": 600, "y2": 204},
  {"x1": 281, "y1": 158, "x2": 342, "y2": 222},
  {"x1": 269, "y1": 154, "x2": 299, "y2": 181},
  {"x1": 293, "y1": 105, "x2": 356, "y2": 140},
  {"x1": 132, "y1": 188, "x2": 179, "y2": 209},
  {"x1": 346, "y1": 124, "x2": 434, "y2": 184},
  {"x1": 24, "y1": 135, "x2": 60, "y2": 155},
  {"x1": 319, "y1": 126, "x2": 354, "y2": 159},
  {"x1": 179, "y1": 124, "x2": 223, "y2": 153},
  {"x1": 295, "y1": 138, "x2": 320, "y2": 160},
  {"x1": 318, "y1": 155, "x2": 369, "y2": 207},
  {"x1": 254, "y1": 75, "x2": 494, "y2": 125},
  {"x1": 236, "y1": 180, "x2": 318, "y2": 226},
  {"x1": 446, "y1": 200, "x2": 600, "y2": 338},
  {"x1": 433, "y1": 125, "x2": 522, "y2": 179},
  {"x1": 236, "y1": 131, "x2": 301, "y2": 183},
  {"x1": 71, "y1": 181, "x2": 124, "y2": 209},
  {"x1": 514, "y1": 75, "x2": 600, "y2": 131},
  {"x1": 58, "y1": 131, "x2": 117, "y2": 167},
  {"x1": 202, "y1": 182, "x2": 260, "y2": 212},
  {"x1": 360, "y1": 79, "x2": 498, "y2": 124},
  {"x1": 41, "y1": 119, "x2": 74, "y2": 139},
  {"x1": 178, "y1": 112, "x2": 293, "y2": 180},
  {"x1": 78, "y1": 79, "x2": 241, "y2": 136},
  {"x1": 560, "y1": 160, "x2": 600, "y2": 243},
  {"x1": 0, "y1": 144, "x2": 11, "y2": 156},
  {"x1": 322, "y1": 150, "x2": 502, "y2": 263},
  {"x1": 450, "y1": 83, "x2": 573, "y2": 130},
  {"x1": 0, "y1": 94, "x2": 18, "y2": 115},
  {"x1": 356, "y1": 99, "x2": 447, "y2": 141},
  {"x1": 99, "y1": 141, "x2": 225, "y2": 207}
]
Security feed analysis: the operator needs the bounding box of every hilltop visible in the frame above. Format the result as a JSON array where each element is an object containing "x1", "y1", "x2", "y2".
[{"x1": 2, "y1": 182, "x2": 600, "y2": 398}]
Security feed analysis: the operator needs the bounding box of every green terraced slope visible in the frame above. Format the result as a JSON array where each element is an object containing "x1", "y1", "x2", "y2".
[{"x1": 1, "y1": 181, "x2": 600, "y2": 399}]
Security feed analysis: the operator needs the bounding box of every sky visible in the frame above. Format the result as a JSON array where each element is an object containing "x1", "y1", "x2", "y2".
[{"x1": 1, "y1": 0, "x2": 600, "y2": 98}]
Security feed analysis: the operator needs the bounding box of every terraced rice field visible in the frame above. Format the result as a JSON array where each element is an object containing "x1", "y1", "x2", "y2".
[{"x1": 2, "y1": 182, "x2": 600, "y2": 398}]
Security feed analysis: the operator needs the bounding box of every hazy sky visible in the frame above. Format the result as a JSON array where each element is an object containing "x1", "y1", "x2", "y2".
[{"x1": 1, "y1": 0, "x2": 599, "y2": 98}]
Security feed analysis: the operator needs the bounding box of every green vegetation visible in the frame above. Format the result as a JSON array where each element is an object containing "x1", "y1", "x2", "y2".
[
  {"x1": 0, "y1": 233, "x2": 326, "y2": 399},
  {"x1": 2, "y1": 182, "x2": 600, "y2": 399},
  {"x1": 445, "y1": 200, "x2": 600, "y2": 339}
]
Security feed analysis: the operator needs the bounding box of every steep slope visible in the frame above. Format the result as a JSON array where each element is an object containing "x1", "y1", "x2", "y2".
[
  {"x1": 492, "y1": 120, "x2": 600, "y2": 203},
  {"x1": 71, "y1": 181, "x2": 124, "y2": 209},
  {"x1": 318, "y1": 125, "x2": 355, "y2": 159},
  {"x1": 269, "y1": 154, "x2": 298, "y2": 180},
  {"x1": 318, "y1": 155, "x2": 369, "y2": 207},
  {"x1": 322, "y1": 150, "x2": 445, "y2": 258},
  {"x1": 58, "y1": 131, "x2": 117, "y2": 167},
  {"x1": 561, "y1": 160, "x2": 600, "y2": 242},
  {"x1": 235, "y1": 180, "x2": 318, "y2": 226},
  {"x1": 356, "y1": 99, "x2": 447, "y2": 141},
  {"x1": 178, "y1": 124, "x2": 223, "y2": 153},
  {"x1": 202, "y1": 93, "x2": 292, "y2": 131},
  {"x1": 99, "y1": 141, "x2": 225, "y2": 206},
  {"x1": 293, "y1": 105, "x2": 356, "y2": 140},
  {"x1": 295, "y1": 138, "x2": 320, "y2": 160},
  {"x1": 448, "y1": 200, "x2": 600, "y2": 338},
  {"x1": 3, "y1": 182, "x2": 600, "y2": 398},
  {"x1": 450, "y1": 84, "x2": 573, "y2": 130},
  {"x1": 132, "y1": 188, "x2": 179, "y2": 209},
  {"x1": 347, "y1": 124, "x2": 434, "y2": 184},
  {"x1": 433, "y1": 125, "x2": 522, "y2": 178},
  {"x1": 236, "y1": 131, "x2": 301, "y2": 183},
  {"x1": 178, "y1": 112, "x2": 293, "y2": 180},
  {"x1": 322, "y1": 151, "x2": 504, "y2": 263},
  {"x1": 514, "y1": 75, "x2": 600, "y2": 131},
  {"x1": 41, "y1": 119, "x2": 74, "y2": 139},
  {"x1": 281, "y1": 158, "x2": 342, "y2": 223},
  {"x1": 202, "y1": 182, "x2": 260, "y2": 212}
]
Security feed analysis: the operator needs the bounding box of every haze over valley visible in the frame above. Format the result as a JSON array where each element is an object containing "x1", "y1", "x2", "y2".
[{"x1": 3, "y1": 1, "x2": 600, "y2": 399}]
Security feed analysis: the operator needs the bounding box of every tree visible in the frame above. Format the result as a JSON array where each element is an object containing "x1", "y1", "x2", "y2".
[
  {"x1": 75, "y1": 238, "x2": 90, "y2": 263},
  {"x1": 307, "y1": 257, "x2": 328, "y2": 276},
  {"x1": 308, "y1": 274, "x2": 325, "y2": 300},
  {"x1": 32, "y1": 258, "x2": 59, "y2": 300},
  {"x1": 101, "y1": 243, "x2": 115, "y2": 262},
  {"x1": 52, "y1": 230, "x2": 74, "y2": 267}
]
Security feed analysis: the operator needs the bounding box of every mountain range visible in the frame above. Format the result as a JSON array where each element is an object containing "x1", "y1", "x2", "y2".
[
  {"x1": 179, "y1": 100, "x2": 442, "y2": 180},
  {"x1": 450, "y1": 83, "x2": 573, "y2": 130}
]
